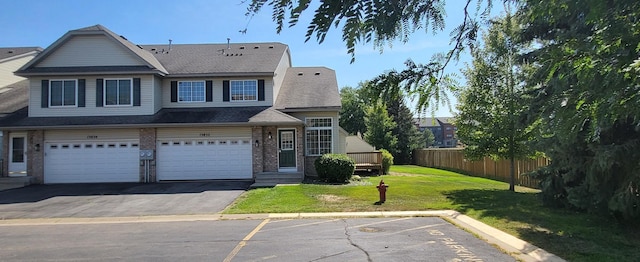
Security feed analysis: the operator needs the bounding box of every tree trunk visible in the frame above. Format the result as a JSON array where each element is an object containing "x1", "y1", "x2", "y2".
[{"x1": 509, "y1": 155, "x2": 515, "y2": 191}]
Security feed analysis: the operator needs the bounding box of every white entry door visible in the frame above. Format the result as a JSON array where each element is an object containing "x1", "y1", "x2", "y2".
[{"x1": 8, "y1": 133, "x2": 27, "y2": 176}]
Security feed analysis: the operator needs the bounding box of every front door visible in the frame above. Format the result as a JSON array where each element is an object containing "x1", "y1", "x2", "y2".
[
  {"x1": 8, "y1": 133, "x2": 27, "y2": 176},
  {"x1": 278, "y1": 130, "x2": 296, "y2": 171}
]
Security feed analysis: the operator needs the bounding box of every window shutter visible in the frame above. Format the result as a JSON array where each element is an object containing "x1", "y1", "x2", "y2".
[
  {"x1": 170, "y1": 81, "x2": 178, "y2": 102},
  {"x1": 258, "y1": 79, "x2": 265, "y2": 101},
  {"x1": 205, "y1": 80, "x2": 213, "y2": 102},
  {"x1": 96, "y1": 79, "x2": 103, "y2": 107},
  {"x1": 41, "y1": 80, "x2": 49, "y2": 108},
  {"x1": 133, "y1": 78, "x2": 141, "y2": 106},
  {"x1": 223, "y1": 80, "x2": 230, "y2": 102},
  {"x1": 78, "y1": 79, "x2": 86, "y2": 107}
]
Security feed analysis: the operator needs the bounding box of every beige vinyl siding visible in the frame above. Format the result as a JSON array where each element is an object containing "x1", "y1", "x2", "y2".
[
  {"x1": 0, "y1": 55, "x2": 36, "y2": 87},
  {"x1": 161, "y1": 78, "x2": 274, "y2": 108},
  {"x1": 288, "y1": 111, "x2": 342, "y2": 155},
  {"x1": 36, "y1": 35, "x2": 143, "y2": 67},
  {"x1": 272, "y1": 50, "x2": 292, "y2": 102},
  {"x1": 153, "y1": 75, "x2": 163, "y2": 113},
  {"x1": 45, "y1": 129, "x2": 139, "y2": 141},
  {"x1": 157, "y1": 127, "x2": 251, "y2": 139},
  {"x1": 28, "y1": 75, "x2": 156, "y2": 117}
]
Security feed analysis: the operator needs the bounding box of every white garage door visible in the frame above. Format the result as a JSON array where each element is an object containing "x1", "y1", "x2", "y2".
[
  {"x1": 44, "y1": 141, "x2": 140, "y2": 183},
  {"x1": 157, "y1": 138, "x2": 253, "y2": 180}
]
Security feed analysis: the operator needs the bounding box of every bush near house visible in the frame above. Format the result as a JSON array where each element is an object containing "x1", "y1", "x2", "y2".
[
  {"x1": 380, "y1": 149, "x2": 394, "y2": 174},
  {"x1": 315, "y1": 154, "x2": 356, "y2": 183}
]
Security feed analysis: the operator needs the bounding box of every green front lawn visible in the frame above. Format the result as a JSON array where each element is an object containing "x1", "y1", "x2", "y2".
[{"x1": 225, "y1": 165, "x2": 639, "y2": 261}]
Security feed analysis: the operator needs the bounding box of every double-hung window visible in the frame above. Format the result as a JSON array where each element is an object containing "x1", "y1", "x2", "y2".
[
  {"x1": 178, "y1": 81, "x2": 205, "y2": 102},
  {"x1": 105, "y1": 79, "x2": 132, "y2": 106},
  {"x1": 230, "y1": 80, "x2": 257, "y2": 101},
  {"x1": 305, "y1": 117, "x2": 333, "y2": 156},
  {"x1": 50, "y1": 80, "x2": 77, "y2": 107}
]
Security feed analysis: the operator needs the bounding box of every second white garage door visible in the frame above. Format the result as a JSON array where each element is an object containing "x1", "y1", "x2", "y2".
[{"x1": 156, "y1": 138, "x2": 253, "y2": 180}]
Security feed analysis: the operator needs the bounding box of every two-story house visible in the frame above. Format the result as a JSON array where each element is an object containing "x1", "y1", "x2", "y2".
[{"x1": 0, "y1": 25, "x2": 342, "y2": 184}]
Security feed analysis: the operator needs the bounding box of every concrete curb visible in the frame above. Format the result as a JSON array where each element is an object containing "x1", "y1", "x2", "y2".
[{"x1": 0, "y1": 210, "x2": 564, "y2": 262}]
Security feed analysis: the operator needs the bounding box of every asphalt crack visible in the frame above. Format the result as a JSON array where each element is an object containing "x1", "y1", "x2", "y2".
[{"x1": 343, "y1": 219, "x2": 372, "y2": 262}]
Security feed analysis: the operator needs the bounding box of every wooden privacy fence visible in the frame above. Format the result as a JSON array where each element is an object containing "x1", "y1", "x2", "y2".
[{"x1": 413, "y1": 148, "x2": 548, "y2": 189}]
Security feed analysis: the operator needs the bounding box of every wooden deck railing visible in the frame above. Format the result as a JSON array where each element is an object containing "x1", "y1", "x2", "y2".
[{"x1": 347, "y1": 152, "x2": 383, "y2": 175}]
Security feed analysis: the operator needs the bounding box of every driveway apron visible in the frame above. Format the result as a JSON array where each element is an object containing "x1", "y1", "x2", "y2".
[{"x1": 0, "y1": 181, "x2": 251, "y2": 219}]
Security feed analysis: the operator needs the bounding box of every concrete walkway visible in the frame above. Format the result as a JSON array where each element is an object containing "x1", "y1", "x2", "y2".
[{"x1": 0, "y1": 210, "x2": 565, "y2": 262}]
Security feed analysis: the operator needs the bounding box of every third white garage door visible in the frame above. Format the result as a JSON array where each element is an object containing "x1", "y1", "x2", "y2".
[{"x1": 156, "y1": 135, "x2": 253, "y2": 180}]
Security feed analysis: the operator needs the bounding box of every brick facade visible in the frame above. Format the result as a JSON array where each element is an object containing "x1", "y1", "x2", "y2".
[
  {"x1": 1, "y1": 133, "x2": 8, "y2": 177},
  {"x1": 27, "y1": 130, "x2": 44, "y2": 183},
  {"x1": 139, "y1": 128, "x2": 156, "y2": 182},
  {"x1": 263, "y1": 126, "x2": 279, "y2": 172},
  {"x1": 252, "y1": 126, "x2": 264, "y2": 175}
]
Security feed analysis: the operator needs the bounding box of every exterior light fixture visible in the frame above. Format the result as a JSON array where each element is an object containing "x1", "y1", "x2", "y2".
[
  {"x1": 255, "y1": 140, "x2": 260, "y2": 147},
  {"x1": 268, "y1": 132, "x2": 272, "y2": 140}
]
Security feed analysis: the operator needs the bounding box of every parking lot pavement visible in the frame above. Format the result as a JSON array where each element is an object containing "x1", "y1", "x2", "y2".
[
  {"x1": 0, "y1": 217, "x2": 517, "y2": 262},
  {"x1": 0, "y1": 181, "x2": 251, "y2": 219}
]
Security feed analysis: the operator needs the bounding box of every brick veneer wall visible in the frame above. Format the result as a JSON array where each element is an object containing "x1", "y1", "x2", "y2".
[
  {"x1": 139, "y1": 128, "x2": 156, "y2": 182},
  {"x1": 252, "y1": 126, "x2": 264, "y2": 175},
  {"x1": 27, "y1": 130, "x2": 44, "y2": 183},
  {"x1": 263, "y1": 126, "x2": 279, "y2": 172},
  {"x1": 1, "y1": 133, "x2": 8, "y2": 177}
]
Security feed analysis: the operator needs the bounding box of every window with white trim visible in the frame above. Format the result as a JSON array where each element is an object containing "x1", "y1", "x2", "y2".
[
  {"x1": 50, "y1": 80, "x2": 77, "y2": 107},
  {"x1": 178, "y1": 81, "x2": 205, "y2": 102},
  {"x1": 305, "y1": 117, "x2": 333, "y2": 156},
  {"x1": 104, "y1": 79, "x2": 132, "y2": 106},
  {"x1": 230, "y1": 80, "x2": 257, "y2": 101}
]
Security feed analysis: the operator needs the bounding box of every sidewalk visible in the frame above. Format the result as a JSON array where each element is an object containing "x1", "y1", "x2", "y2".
[{"x1": 0, "y1": 210, "x2": 564, "y2": 262}]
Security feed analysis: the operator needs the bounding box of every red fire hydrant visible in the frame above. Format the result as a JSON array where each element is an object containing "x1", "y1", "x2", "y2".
[{"x1": 377, "y1": 180, "x2": 389, "y2": 203}]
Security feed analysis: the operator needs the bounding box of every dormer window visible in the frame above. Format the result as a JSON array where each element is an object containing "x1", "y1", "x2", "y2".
[
  {"x1": 104, "y1": 79, "x2": 132, "y2": 106},
  {"x1": 50, "y1": 80, "x2": 77, "y2": 107}
]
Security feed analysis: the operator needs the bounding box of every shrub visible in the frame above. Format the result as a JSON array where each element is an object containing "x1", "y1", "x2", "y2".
[
  {"x1": 379, "y1": 149, "x2": 394, "y2": 175},
  {"x1": 314, "y1": 154, "x2": 356, "y2": 183}
]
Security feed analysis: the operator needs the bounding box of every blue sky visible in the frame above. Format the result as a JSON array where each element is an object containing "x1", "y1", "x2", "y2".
[{"x1": 0, "y1": 0, "x2": 502, "y2": 117}]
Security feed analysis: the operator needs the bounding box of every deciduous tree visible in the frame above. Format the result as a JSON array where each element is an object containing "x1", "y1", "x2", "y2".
[{"x1": 456, "y1": 8, "x2": 538, "y2": 191}]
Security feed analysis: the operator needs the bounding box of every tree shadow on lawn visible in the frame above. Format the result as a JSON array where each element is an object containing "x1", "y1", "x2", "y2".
[{"x1": 442, "y1": 188, "x2": 629, "y2": 260}]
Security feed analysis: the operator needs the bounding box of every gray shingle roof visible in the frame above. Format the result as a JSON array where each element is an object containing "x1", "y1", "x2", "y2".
[
  {"x1": 415, "y1": 117, "x2": 455, "y2": 127},
  {"x1": 0, "y1": 47, "x2": 42, "y2": 61},
  {"x1": 141, "y1": 43, "x2": 288, "y2": 76},
  {"x1": 275, "y1": 67, "x2": 341, "y2": 111},
  {"x1": 0, "y1": 106, "x2": 302, "y2": 129},
  {"x1": 0, "y1": 80, "x2": 28, "y2": 119}
]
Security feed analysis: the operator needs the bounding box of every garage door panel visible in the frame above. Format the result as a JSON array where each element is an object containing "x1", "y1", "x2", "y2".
[
  {"x1": 44, "y1": 141, "x2": 139, "y2": 183},
  {"x1": 157, "y1": 138, "x2": 252, "y2": 180}
]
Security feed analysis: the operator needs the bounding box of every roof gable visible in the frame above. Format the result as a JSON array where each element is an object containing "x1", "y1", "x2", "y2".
[{"x1": 17, "y1": 24, "x2": 167, "y2": 75}]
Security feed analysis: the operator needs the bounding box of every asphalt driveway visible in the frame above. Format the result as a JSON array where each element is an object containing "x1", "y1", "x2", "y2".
[{"x1": 0, "y1": 181, "x2": 251, "y2": 219}]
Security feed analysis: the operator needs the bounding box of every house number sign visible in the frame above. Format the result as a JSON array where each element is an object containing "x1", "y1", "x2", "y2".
[
  {"x1": 199, "y1": 133, "x2": 211, "y2": 137},
  {"x1": 87, "y1": 135, "x2": 98, "y2": 139}
]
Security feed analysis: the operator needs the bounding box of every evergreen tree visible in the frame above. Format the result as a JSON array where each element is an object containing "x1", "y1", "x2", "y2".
[
  {"x1": 520, "y1": 0, "x2": 640, "y2": 220},
  {"x1": 364, "y1": 103, "x2": 397, "y2": 152}
]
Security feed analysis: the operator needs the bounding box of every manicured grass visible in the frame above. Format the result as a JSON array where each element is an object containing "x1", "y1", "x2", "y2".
[{"x1": 225, "y1": 165, "x2": 640, "y2": 261}]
